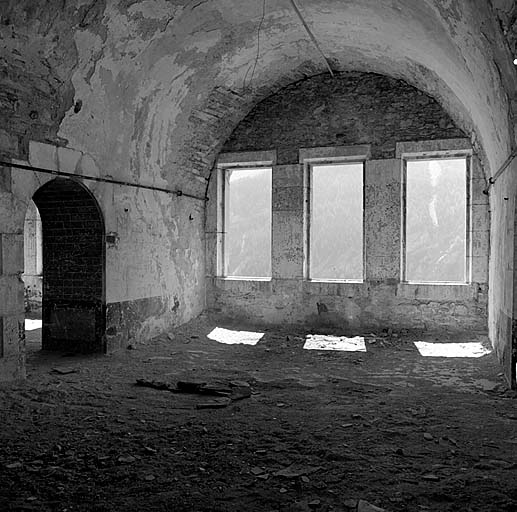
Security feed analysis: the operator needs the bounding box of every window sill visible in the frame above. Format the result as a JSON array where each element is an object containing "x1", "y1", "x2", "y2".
[
  {"x1": 308, "y1": 279, "x2": 363, "y2": 284},
  {"x1": 217, "y1": 276, "x2": 272, "y2": 282},
  {"x1": 403, "y1": 281, "x2": 469, "y2": 286}
]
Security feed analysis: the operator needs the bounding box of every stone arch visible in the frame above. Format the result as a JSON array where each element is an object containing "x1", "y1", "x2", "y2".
[
  {"x1": 177, "y1": 61, "x2": 497, "y2": 191},
  {"x1": 205, "y1": 69, "x2": 491, "y2": 331},
  {"x1": 168, "y1": 1, "x2": 514, "y2": 186},
  {"x1": 221, "y1": 72, "x2": 467, "y2": 159},
  {"x1": 32, "y1": 178, "x2": 106, "y2": 353}
]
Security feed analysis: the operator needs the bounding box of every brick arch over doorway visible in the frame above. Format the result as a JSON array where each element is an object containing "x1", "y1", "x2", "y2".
[{"x1": 32, "y1": 178, "x2": 105, "y2": 353}]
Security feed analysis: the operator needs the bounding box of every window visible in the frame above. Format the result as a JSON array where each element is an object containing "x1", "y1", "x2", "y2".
[
  {"x1": 403, "y1": 157, "x2": 468, "y2": 283},
  {"x1": 309, "y1": 162, "x2": 364, "y2": 280},
  {"x1": 221, "y1": 166, "x2": 272, "y2": 278}
]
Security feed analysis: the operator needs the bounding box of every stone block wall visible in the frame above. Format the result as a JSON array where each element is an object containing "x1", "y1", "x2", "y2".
[
  {"x1": 0, "y1": 137, "x2": 26, "y2": 381},
  {"x1": 206, "y1": 72, "x2": 490, "y2": 332}
]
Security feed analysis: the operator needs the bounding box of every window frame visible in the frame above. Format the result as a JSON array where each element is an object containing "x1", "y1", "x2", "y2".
[
  {"x1": 401, "y1": 152, "x2": 472, "y2": 284},
  {"x1": 216, "y1": 151, "x2": 276, "y2": 280},
  {"x1": 300, "y1": 146, "x2": 370, "y2": 283}
]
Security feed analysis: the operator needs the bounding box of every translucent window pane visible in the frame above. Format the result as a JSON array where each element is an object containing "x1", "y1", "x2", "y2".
[
  {"x1": 405, "y1": 158, "x2": 466, "y2": 282},
  {"x1": 225, "y1": 168, "x2": 271, "y2": 277},
  {"x1": 310, "y1": 163, "x2": 363, "y2": 280}
]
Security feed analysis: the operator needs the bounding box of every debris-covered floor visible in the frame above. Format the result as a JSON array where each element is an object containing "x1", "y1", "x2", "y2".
[{"x1": 1, "y1": 317, "x2": 517, "y2": 512}]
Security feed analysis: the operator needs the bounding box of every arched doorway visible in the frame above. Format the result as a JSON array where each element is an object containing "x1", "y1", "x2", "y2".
[
  {"x1": 22, "y1": 200, "x2": 43, "y2": 351},
  {"x1": 32, "y1": 178, "x2": 106, "y2": 353},
  {"x1": 22, "y1": 200, "x2": 43, "y2": 315}
]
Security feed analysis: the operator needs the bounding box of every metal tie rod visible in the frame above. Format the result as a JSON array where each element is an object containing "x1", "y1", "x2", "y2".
[
  {"x1": 0, "y1": 160, "x2": 208, "y2": 202},
  {"x1": 482, "y1": 148, "x2": 517, "y2": 195},
  {"x1": 288, "y1": 0, "x2": 335, "y2": 77}
]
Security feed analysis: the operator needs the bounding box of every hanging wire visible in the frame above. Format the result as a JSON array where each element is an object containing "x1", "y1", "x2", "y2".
[{"x1": 288, "y1": 0, "x2": 334, "y2": 77}]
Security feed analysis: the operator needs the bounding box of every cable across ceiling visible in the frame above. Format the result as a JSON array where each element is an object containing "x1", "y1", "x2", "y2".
[{"x1": 288, "y1": 0, "x2": 335, "y2": 77}]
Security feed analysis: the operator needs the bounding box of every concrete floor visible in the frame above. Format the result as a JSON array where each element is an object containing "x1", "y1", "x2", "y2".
[{"x1": 1, "y1": 317, "x2": 516, "y2": 511}]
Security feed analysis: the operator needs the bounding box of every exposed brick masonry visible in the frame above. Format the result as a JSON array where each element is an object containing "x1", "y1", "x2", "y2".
[
  {"x1": 223, "y1": 72, "x2": 465, "y2": 161},
  {"x1": 33, "y1": 178, "x2": 104, "y2": 352},
  {"x1": 208, "y1": 71, "x2": 488, "y2": 332}
]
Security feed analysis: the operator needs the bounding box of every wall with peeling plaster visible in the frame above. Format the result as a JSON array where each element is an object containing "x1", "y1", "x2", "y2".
[
  {"x1": 0, "y1": 0, "x2": 515, "y2": 382},
  {"x1": 206, "y1": 73, "x2": 490, "y2": 332},
  {"x1": 23, "y1": 142, "x2": 206, "y2": 352},
  {"x1": 490, "y1": 164, "x2": 517, "y2": 387}
]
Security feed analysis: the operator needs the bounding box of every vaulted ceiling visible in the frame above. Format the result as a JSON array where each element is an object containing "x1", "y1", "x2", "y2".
[{"x1": 1, "y1": 0, "x2": 515, "y2": 193}]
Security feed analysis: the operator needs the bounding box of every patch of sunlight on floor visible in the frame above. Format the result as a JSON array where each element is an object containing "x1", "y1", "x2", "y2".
[
  {"x1": 207, "y1": 327, "x2": 265, "y2": 345},
  {"x1": 414, "y1": 341, "x2": 492, "y2": 358},
  {"x1": 303, "y1": 335, "x2": 366, "y2": 352},
  {"x1": 25, "y1": 319, "x2": 42, "y2": 331}
]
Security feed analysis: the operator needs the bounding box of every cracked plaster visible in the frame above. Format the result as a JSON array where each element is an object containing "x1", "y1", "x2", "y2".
[{"x1": 0, "y1": 0, "x2": 516, "y2": 382}]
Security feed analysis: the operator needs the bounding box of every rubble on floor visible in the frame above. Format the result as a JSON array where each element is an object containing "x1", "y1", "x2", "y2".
[{"x1": 2, "y1": 318, "x2": 516, "y2": 511}]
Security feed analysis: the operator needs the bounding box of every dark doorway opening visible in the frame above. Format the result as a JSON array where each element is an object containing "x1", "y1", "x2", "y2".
[{"x1": 31, "y1": 178, "x2": 106, "y2": 353}]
